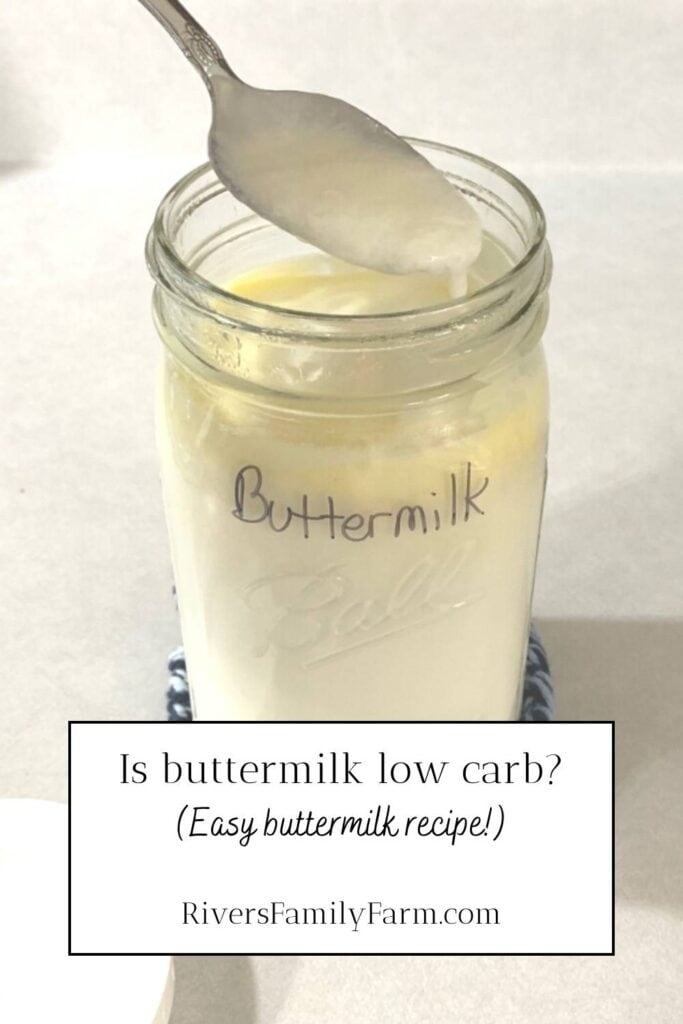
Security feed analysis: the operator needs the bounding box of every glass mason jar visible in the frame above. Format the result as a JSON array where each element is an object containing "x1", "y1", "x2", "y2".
[{"x1": 147, "y1": 142, "x2": 551, "y2": 722}]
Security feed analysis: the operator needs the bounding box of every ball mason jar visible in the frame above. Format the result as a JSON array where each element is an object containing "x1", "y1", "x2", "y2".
[{"x1": 147, "y1": 142, "x2": 552, "y2": 721}]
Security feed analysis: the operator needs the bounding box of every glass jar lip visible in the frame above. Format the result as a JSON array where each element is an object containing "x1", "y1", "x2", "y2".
[{"x1": 148, "y1": 139, "x2": 547, "y2": 333}]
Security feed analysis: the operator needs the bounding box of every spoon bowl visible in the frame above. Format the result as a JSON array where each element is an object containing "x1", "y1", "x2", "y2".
[{"x1": 138, "y1": 0, "x2": 481, "y2": 277}]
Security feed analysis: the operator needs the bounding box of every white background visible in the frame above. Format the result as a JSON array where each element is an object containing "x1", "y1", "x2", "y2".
[
  {"x1": 70, "y1": 722, "x2": 612, "y2": 954},
  {"x1": 1, "y1": 0, "x2": 682, "y2": 1019}
]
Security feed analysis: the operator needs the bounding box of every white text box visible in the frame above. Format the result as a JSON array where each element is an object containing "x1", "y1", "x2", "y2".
[{"x1": 69, "y1": 722, "x2": 613, "y2": 954}]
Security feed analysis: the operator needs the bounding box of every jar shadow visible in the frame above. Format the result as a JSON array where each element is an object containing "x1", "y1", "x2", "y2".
[
  {"x1": 170, "y1": 956, "x2": 256, "y2": 1024},
  {"x1": 538, "y1": 615, "x2": 683, "y2": 916},
  {"x1": 170, "y1": 955, "x2": 301, "y2": 1024}
]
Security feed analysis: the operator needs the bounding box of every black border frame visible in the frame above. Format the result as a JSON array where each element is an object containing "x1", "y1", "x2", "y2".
[{"x1": 68, "y1": 720, "x2": 615, "y2": 957}]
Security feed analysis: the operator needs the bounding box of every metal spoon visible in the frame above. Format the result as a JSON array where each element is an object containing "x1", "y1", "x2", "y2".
[{"x1": 138, "y1": 0, "x2": 481, "y2": 276}]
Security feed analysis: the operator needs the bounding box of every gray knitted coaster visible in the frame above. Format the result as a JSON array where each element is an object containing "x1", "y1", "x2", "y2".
[{"x1": 167, "y1": 626, "x2": 553, "y2": 722}]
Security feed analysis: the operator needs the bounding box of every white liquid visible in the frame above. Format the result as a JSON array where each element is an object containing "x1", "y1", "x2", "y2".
[{"x1": 157, "y1": 245, "x2": 548, "y2": 721}]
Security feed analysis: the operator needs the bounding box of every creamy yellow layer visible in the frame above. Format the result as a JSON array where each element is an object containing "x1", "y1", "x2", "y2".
[{"x1": 228, "y1": 253, "x2": 455, "y2": 313}]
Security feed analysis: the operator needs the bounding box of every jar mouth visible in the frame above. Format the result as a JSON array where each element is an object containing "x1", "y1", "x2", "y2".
[{"x1": 147, "y1": 140, "x2": 549, "y2": 342}]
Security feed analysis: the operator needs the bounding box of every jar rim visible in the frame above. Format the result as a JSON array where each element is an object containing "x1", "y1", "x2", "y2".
[{"x1": 147, "y1": 140, "x2": 548, "y2": 341}]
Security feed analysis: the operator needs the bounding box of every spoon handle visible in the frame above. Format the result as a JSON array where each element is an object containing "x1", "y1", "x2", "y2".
[{"x1": 137, "y1": 0, "x2": 237, "y2": 82}]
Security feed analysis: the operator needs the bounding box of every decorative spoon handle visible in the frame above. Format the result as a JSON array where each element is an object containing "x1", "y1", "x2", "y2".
[{"x1": 137, "y1": 0, "x2": 237, "y2": 82}]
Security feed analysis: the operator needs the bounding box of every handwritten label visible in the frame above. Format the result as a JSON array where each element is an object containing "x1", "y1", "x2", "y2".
[{"x1": 232, "y1": 463, "x2": 490, "y2": 542}]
